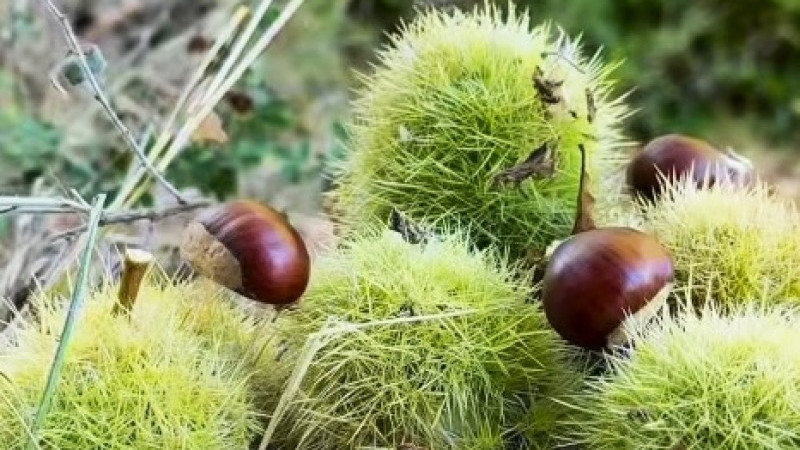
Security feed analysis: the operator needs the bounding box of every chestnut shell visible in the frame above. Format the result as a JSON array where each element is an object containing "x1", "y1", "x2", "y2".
[
  {"x1": 627, "y1": 134, "x2": 752, "y2": 201},
  {"x1": 541, "y1": 227, "x2": 674, "y2": 351},
  {"x1": 198, "y1": 200, "x2": 310, "y2": 306}
]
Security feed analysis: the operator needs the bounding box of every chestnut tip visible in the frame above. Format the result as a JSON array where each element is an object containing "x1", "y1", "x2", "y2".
[
  {"x1": 180, "y1": 200, "x2": 311, "y2": 306},
  {"x1": 541, "y1": 227, "x2": 674, "y2": 351}
]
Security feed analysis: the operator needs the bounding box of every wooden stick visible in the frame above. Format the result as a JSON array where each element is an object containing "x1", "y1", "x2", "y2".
[{"x1": 113, "y1": 248, "x2": 154, "y2": 315}]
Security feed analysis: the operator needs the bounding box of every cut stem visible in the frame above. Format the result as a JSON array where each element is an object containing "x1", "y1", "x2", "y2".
[{"x1": 113, "y1": 249, "x2": 154, "y2": 315}]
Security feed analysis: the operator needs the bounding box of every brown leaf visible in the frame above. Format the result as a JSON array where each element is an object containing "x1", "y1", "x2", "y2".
[
  {"x1": 187, "y1": 34, "x2": 212, "y2": 53},
  {"x1": 532, "y1": 66, "x2": 563, "y2": 105},
  {"x1": 585, "y1": 88, "x2": 596, "y2": 123},
  {"x1": 389, "y1": 208, "x2": 428, "y2": 244},
  {"x1": 192, "y1": 111, "x2": 229, "y2": 144},
  {"x1": 494, "y1": 142, "x2": 556, "y2": 187}
]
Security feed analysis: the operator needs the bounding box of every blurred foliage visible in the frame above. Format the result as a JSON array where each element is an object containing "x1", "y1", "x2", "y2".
[
  {"x1": 0, "y1": 70, "x2": 80, "y2": 192},
  {"x1": 166, "y1": 80, "x2": 320, "y2": 200},
  {"x1": 0, "y1": 66, "x2": 315, "y2": 201},
  {"x1": 0, "y1": 113, "x2": 61, "y2": 183},
  {"x1": 351, "y1": 0, "x2": 800, "y2": 145},
  {"x1": 2, "y1": 0, "x2": 798, "y2": 205}
]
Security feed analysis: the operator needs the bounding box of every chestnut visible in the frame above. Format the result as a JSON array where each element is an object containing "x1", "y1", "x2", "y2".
[
  {"x1": 180, "y1": 200, "x2": 310, "y2": 306},
  {"x1": 541, "y1": 144, "x2": 675, "y2": 351},
  {"x1": 542, "y1": 227, "x2": 674, "y2": 350},
  {"x1": 626, "y1": 133, "x2": 754, "y2": 201}
]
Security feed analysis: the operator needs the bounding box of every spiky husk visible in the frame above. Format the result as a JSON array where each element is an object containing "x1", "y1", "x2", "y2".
[
  {"x1": 329, "y1": 1, "x2": 629, "y2": 261},
  {"x1": 641, "y1": 176, "x2": 800, "y2": 309},
  {"x1": 267, "y1": 228, "x2": 582, "y2": 449},
  {"x1": 562, "y1": 304, "x2": 800, "y2": 449},
  {"x1": 0, "y1": 279, "x2": 274, "y2": 449}
]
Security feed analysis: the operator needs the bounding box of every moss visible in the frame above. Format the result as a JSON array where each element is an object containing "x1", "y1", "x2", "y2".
[
  {"x1": 562, "y1": 305, "x2": 800, "y2": 449},
  {"x1": 0, "y1": 280, "x2": 270, "y2": 449},
  {"x1": 266, "y1": 228, "x2": 582, "y2": 449},
  {"x1": 641, "y1": 176, "x2": 800, "y2": 310},
  {"x1": 329, "y1": 1, "x2": 629, "y2": 262}
]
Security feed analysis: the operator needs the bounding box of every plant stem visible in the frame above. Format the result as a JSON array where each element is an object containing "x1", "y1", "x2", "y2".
[
  {"x1": 26, "y1": 193, "x2": 106, "y2": 449},
  {"x1": 199, "y1": 0, "x2": 274, "y2": 106},
  {"x1": 0, "y1": 197, "x2": 210, "y2": 239},
  {"x1": 0, "y1": 196, "x2": 90, "y2": 212},
  {"x1": 40, "y1": 0, "x2": 187, "y2": 205},
  {"x1": 571, "y1": 143, "x2": 597, "y2": 234}
]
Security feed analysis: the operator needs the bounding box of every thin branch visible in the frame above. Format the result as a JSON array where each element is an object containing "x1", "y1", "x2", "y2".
[
  {"x1": 51, "y1": 200, "x2": 212, "y2": 241},
  {"x1": 40, "y1": 0, "x2": 187, "y2": 205},
  {"x1": 0, "y1": 195, "x2": 210, "y2": 239},
  {"x1": 102, "y1": 200, "x2": 211, "y2": 225}
]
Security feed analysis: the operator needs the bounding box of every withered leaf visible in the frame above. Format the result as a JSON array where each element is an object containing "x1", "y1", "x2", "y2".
[
  {"x1": 532, "y1": 66, "x2": 563, "y2": 105},
  {"x1": 585, "y1": 88, "x2": 596, "y2": 123},
  {"x1": 493, "y1": 142, "x2": 556, "y2": 187},
  {"x1": 388, "y1": 208, "x2": 428, "y2": 244},
  {"x1": 192, "y1": 111, "x2": 229, "y2": 144}
]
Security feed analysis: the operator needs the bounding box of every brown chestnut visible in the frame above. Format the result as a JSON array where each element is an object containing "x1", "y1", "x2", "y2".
[
  {"x1": 627, "y1": 133, "x2": 754, "y2": 201},
  {"x1": 180, "y1": 200, "x2": 310, "y2": 306},
  {"x1": 540, "y1": 144, "x2": 675, "y2": 351},
  {"x1": 541, "y1": 227, "x2": 674, "y2": 351}
]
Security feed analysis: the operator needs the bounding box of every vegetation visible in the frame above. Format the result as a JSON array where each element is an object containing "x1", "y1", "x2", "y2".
[
  {"x1": 642, "y1": 177, "x2": 800, "y2": 309},
  {"x1": 1, "y1": 1, "x2": 800, "y2": 449},
  {"x1": 268, "y1": 227, "x2": 582, "y2": 448},
  {"x1": 564, "y1": 305, "x2": 800, "y2": 449},
  {"x1": 330, "y1": 3, "x2": 628, "y2": 261}
]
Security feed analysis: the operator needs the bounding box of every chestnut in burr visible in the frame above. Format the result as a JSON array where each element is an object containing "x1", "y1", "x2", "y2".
[{"x1": 627, "y1": 133, "x2": 754, "y2": 202}]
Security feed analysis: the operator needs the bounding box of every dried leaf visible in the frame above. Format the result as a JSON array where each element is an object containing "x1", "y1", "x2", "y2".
[
  {"x1": 388, "y1": 208, "x2": 428, "y2": 244},
  {"x1": 226, "y1": 90, "x2": 255, "y2": 114},
  {"x1": 187, "y1": 34, "x2": 212, "y2": 53},
  {"x1": 192, "y1": 111, "x2": 229, "y2": 144},
  {"x1": 494, "y1": 142, "x2": 555, "y2": 187},
  {"x1": 532, "y1": 66, "x2": 563, "y2": 105}
]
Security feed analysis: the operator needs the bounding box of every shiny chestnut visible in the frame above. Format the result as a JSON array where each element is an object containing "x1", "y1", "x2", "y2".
[
  {"x1": 180, "y1": 200, "x2": 310, "y2": 306},
  {"x1": 627, "y1": 134, "x2": 754, "y2": 201},
  {"x1": 542, "y1": 227, "x2": 674, "y2": 351}
]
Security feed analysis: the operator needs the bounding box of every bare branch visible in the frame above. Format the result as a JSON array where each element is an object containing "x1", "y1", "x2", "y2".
[
  {"x1": 39, "y1": 0, "x2": 187, "y2": 205},
  {"x1": 50, "y1": 200, "x2": 213, "y2": 241}
]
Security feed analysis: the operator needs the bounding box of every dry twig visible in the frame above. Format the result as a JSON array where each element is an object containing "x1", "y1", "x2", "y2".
[
  {"x1": 40, "y1": 0, "x2": 187, "y2": 204},
  {"x1": 52, "y1": 200, "x2": 212, "y2": 240}
]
